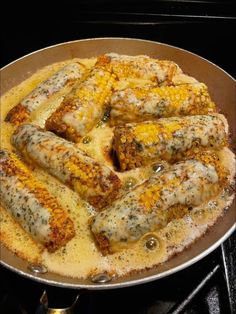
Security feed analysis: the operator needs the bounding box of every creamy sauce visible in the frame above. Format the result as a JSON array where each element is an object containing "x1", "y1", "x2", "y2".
[{"x1": 0, "y1": 57, "x2": 235, "y2": 279}]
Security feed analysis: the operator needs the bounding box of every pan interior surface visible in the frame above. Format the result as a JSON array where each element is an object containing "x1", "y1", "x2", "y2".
[{"x1": 1, "y1": 38, "x2": 235, "y2": 289}]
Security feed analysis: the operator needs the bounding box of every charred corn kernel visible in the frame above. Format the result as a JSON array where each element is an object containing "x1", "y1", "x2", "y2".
[
  {"x1": 91, "y1": 153, "x2": 229, "y2": 254},
  {"x1": 45, "y1": 58, "x2": 116, "y2": 142},
  {"x1": 5, "y1": 62, "x2": 86, "y2": 125},
  {"x1": 12, "y1": 124, "x2": 121, "y2": 210},
  {"x1": 101, "y1": 53, "x2": 182, "y2": 85},
  {"x1": 0, "y1": 150, "x2": 75, "y2": 252},
  {"x1": 113, "y1": 114, "x2": 228, "y2": 171},
  {"x1": 110, "y1": 83, "x2": 215, "y2": 125}
]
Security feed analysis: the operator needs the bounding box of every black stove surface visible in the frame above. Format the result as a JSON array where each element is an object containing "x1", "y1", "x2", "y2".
[
  {"x1": 1, "y1": 234, "x2": 235, "y2": 314},
  {"x1": 1, "y1": 1, "x2": 236, "y2": 77},
  {"x1": 1, "y1": 2, "x2": 236, "y2": 313}
]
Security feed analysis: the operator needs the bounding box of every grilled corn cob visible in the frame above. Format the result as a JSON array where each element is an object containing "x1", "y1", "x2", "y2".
[
  {"x1": 110, "y1": 83, "x2": 215, "y2": 125},
  {"x1": 5, "y1": 62, "x2": 86, "y2": 124},
  {"x1": 45, "y1": 58, "x2": 116, "y2": 142},
  {"x1": 100, "y1": 53, "x2": 183, "y2": 85},
  {"x1": 114, "y1": 114, "x2": 228, "y2": 170},
  {"x1": 12, "y1": 124, "x2": 121, "y2": 209},
  {"x1": 91, "y1": 152, "x2": 229, "y2": 253},
  {"x1": 0, "y1": 150, "x2": 75, "y2": 252}
]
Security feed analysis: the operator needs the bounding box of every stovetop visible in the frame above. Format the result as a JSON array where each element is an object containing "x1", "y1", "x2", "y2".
[
  {"x1": 1, "y1": 2, "x2": 236, "y2": 313},
  {"x1": 1, "y1": 1, "x2": 236, "y2": 77},
  {"x1": 1, "y1": 233, "x2": 235, "y2": 313}
]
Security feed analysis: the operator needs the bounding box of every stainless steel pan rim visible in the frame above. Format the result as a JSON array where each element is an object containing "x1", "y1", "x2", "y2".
[
  {"x1": 1, "y1": 224, "x2": 235, "y2": 290},
  {"x1": 1, "y1": 37, "x2": 235, "y2": 290},
  {"x1": 1, "y1": 37, "x2": 236, "y2": 83}
]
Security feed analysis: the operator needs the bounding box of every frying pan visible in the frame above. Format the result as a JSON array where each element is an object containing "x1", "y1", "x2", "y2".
[{"x1": 1, "y1": 38, "x2": 235, "y2": 290}]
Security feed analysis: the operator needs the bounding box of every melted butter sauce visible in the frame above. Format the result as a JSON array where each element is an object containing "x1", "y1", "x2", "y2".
[{"x1": 0, "y1": 58, "x2": 235, "y2": 279}]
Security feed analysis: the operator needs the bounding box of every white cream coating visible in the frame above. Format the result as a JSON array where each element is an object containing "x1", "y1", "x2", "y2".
[
  {"x1": 63, "y1": 105, "x2": 102, "y2": 137},
  {"x1": 111, "y1": 83, "x2": 209, "y2": 122},
  {"x1": 0, "y1": 163, "x2": 50, "y2": 243},
  {"x1": 62, "y1": 67, "x2": 112, "y2": 137},
  {"x1": 158, "y1": 114, "x2": 227, "y2": 149},
  {"x1": 106, "y1": 53, "x2": 182, "y2": 83},
  {"x1": 12, "y1": 124, "x2": 119, "y2": 203},
  {"x1": 118, "y1": 114, "x2": 228, "y2": 163},
  {"x1": 91, "y1": 159, "x2": 220, "y2": 246},
  {"x1": 21, "y1": 63, "x2": 85, "y2": 112}
]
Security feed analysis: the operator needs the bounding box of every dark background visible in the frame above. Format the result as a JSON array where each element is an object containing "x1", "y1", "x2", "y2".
[{"x1": 1, "y1": 0, "x2": 236, "y2": 77}]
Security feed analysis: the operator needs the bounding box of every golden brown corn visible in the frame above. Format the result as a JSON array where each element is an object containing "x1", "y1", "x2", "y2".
[
  {"x1": 5, "y1": 62, "x2": 86, "y2": 124},
  {"x1": 91, "y1": 152, "x2": 228, "y2": 253},
  {"x1": 12, "y1": 124, "x2": 121, "y2": 210},
  {"x1": 113, "y1": 114, "x2": 228, "y2": 170},
  {"x1": 45, "y1": 58, "x2": 117, "y2": 142},
  {"x1": 0, "y1": 150, "x2": 75, "y2": 252},
  {"x1": 110, "y1": 83, "x2": 216, "y2": 125},
  {"x1": 101, "y1": 53, "x2": 182, "y2": 85}
]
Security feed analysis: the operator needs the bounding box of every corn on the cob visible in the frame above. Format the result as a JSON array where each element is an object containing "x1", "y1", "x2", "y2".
[
  {"x1": 91, "y1": 152, "x2": 228, "y2": 253},
  {"x1": 101, "y1": 53, "x2": 182, "y2": 85},
  {"x1": 110, "y1": 83, "x2": 215, "y2": 125},
  {"x1": 0, "y1": 150, "x2": 75, "y2": 252},
  {"x1": 114, "y1": 114, "x2": 228, "y2": 171},
  {"x1": 12, "y1": 124, "x2": 121, "y2": 209},
  {"x1": 5, "y1": 62, "x2": 86, "y2": 125},
  {"x1": 45, "y1": 58, "x2": 116, "y2": 142}
]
